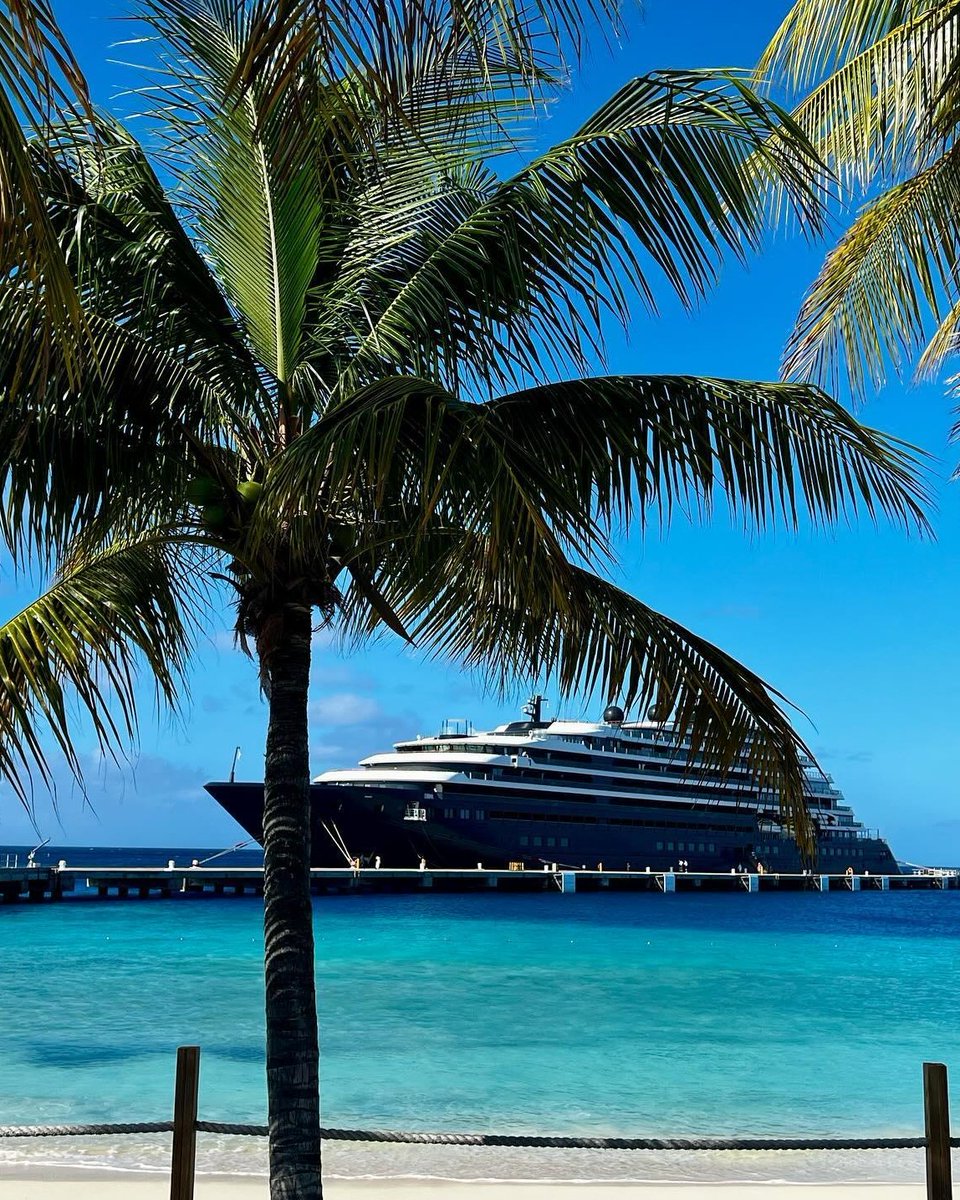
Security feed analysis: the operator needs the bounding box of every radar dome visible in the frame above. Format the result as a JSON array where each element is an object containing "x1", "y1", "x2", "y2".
[{"x1": 603, "y1": 704, "x2": 625, "y2": 725}]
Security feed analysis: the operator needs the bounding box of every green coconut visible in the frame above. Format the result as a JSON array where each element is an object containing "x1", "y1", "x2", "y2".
[
  {"x1": 185, "y1": 476, "x2": 222, "y2": 505},
  {"x1": 237, "y1": 480, "x2": 263, "y2": 506},
  {"x1": 201, "y1": 503, "x2": 229, "y2": 530}
]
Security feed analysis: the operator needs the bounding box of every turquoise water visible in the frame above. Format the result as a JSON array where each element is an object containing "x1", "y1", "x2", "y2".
[{"x1": 1, "y1": 890, "x2": 959, "y2": 1180}]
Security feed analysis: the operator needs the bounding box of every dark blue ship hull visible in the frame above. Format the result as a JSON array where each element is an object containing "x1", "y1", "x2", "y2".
[{"x1": 205, "y1": 780, "x2": 900, "y2": 875}]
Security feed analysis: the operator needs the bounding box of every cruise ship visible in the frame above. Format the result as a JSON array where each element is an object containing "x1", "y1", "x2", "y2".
[{"x1": 206, "y1": 697, "x2": 898, "y2": 874}]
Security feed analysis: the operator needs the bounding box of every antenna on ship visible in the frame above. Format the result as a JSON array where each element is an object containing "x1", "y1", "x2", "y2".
[
  {"x1": 522, "y1": 694, "x2": 548, "y2": 723},
  {"x1": 229, "y1": 745, "x2": 242, "y2": 784}
]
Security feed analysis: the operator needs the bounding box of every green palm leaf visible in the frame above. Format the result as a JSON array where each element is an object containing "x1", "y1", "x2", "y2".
[
  {"x1": 270, "y1": 374, "x2": 932, "y2": 556},
  {"x1": 232, "y1": 0, "x2": 624, "y2": 120},
  {"x1": 328, "y1": 71, "x2": 826, "y2": 395},
  {"x1": 783, "y1": 146, "x2": 960, "y2": 392},
  {"x1": 759, "y1": 0, "x2": 960, "y2": 404},
  {"x1": 336, "y1": 527, "x2": 817, "y2": 854},
  {"x1": 759, "y1": 4, "x2": 960, "y2": 193},
  {"x1": 0, "y1": 116, "x2": 271, "y2": 559},
  {"x1": 0, "y1": 0, "x2": 91, "y2": 383},
  {"x1": 757, "y1": 0, "x2": 933, "y2": 91},
  {"x1": 136, "y1": 0, "x2": 324, "y2": 385},
  {"x1": 0, "y1": 533, "x2": 196, "y2": 806}
]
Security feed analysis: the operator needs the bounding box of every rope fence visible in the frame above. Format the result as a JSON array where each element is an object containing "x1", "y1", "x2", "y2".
[
  {"x1": 0, "y1": 1048, "x2": 955, "y2": 1199},
  {"x1": 4, "y1": 1119, "x2": 958, "y2": 1151}
]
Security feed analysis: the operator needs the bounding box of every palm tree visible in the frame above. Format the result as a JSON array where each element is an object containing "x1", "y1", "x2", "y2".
[
  {"x1": 756, "y1": 0, "x2": 960, "y2": 396},
  {"x1": 0, "y1": 3, "x2": 931, "y2": 1198}
]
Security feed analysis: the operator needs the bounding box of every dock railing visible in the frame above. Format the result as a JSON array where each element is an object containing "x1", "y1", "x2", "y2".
[{"x1": 0, "y1": 1047, "x2": 956, "y2": 1200}]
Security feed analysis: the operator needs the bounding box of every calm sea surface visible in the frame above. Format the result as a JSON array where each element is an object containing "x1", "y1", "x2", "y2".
[{"x1": 1, "y1": 846, "x2": 959, "y2": 1182}]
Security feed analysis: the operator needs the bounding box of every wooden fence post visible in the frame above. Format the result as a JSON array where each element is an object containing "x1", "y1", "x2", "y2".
[
  {"x1": 170, "y1": 1045, "x2": 201, "y2": 1200},
  {"x1": 923, "y1": 1061, "x2": 952, "y2": 1200}
]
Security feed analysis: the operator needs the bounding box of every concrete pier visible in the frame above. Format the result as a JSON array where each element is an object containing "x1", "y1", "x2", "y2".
[
  {"x1": 0, "y1": 867, "x2": 73, "y2": 903},
  {"x1": 0, "y1": 864, "x2": 955, "y2": 903}
]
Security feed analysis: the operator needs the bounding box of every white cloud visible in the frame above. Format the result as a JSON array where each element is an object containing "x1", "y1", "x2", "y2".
[
  {"x1": 211, "y1": 628, "x2": 240, "y2": 652},
  {"x1": 309, "y1": 742, "x2": 346, "y2": 759},
  {"x1": 309, "y1": 693, "x2": 383, "y2": 727}
]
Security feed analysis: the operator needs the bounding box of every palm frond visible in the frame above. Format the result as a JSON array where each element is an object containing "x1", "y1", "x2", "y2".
[
  {"x1": 136, "y1": 0, "x2": 324, "y2": 386},
  {"x1": 337, "y1": 527, "x2": 816, "y2": 855},
  {"x1": 761, "y1": 5, "x2": 960, "y2": 194},
  {"x1": 326, "y1": 70, "x2": 827, "y2": 396},
  {"x1": 483, "y1": 375, "x2": 932, "y2": 534},
  {"x1": 270, "y1": 374, "x2": 932, "y2": 564},
  {"x1": 783, "y1": 145, "x2": 960, "y2": 393},
  {"x1": 231, "y1": 0, "x2": 623, "y2": 121},
  {"x1": 757, "y1": 0, "x2": 932, "y2": 91},
  {"x1": 919, "y1": 293, "x2": 960, "y2": 375},
  {"x1": 0, "y1": 0, "x2": 93, "y2": 383},
  {"x1": 0, "y1": 533, "x2": 198, "y2": 805},
  {"x1": 0, "y1": 116, "x2": 272, "y2": 560}
]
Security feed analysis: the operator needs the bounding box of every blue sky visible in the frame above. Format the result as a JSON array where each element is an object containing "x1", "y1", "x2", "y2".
[{"x1": 2, "y1": 0, "x2": 958, "y2": 863}]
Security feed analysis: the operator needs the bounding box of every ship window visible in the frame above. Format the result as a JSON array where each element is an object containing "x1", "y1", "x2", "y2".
[
  {"x1": 708, "y1": 843, "x2": 715, "y2": 852},
  {"x1": 444, "y1": 807, "x2": 455, "y2": 819},
  {"x1": 547, "y1": 837, "x2": 556, "y2": 847},
  {"x1": 459, "y1": 808, "x2": 470, "y2": 819},
  {"x1": 656, "y1": 841, "x2": 663, "y2": 851},
  {"x1": 475, "y1": 810, "x2": 486, "y2": 820},
  {"x1": 667, "y1": 842, "x2": 674, "y2": 851},
  {"x1": 560, "y1": 838, "x2": 569, "y2": 848},
  {"x1": 698, "y1": 843, "x2": 705, "y2": 853},
  {"x1": 533, "y1": 836, "x2": 542, "y2": 847},
  {"x1": 520, "y1": 836, "x2": 529, "y2": 847},
  {"x1": 678, "y1": 842, "x2": 685, "y2": 851}
]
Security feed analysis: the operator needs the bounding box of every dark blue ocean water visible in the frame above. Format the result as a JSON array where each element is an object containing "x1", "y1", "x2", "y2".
[
  {"x1": 2, "y1": 843, "x2": 265, "y2": 870},
  {"x1": 1, "y1": 846, "x2": 958, "y2": 1181}
]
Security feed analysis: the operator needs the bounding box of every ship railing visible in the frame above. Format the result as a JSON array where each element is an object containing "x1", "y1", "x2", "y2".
[
  {"x1": 819, "y1": 827, "x2": 878, "y2": 841},
  {"x1": 905, "y1": 863, "x2": 960, "y2": 878}
]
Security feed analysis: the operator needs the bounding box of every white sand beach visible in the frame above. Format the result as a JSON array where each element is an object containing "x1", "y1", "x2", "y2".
[{"x1": 0, "y1": 1174, "x2": 941, "y2": 1200}]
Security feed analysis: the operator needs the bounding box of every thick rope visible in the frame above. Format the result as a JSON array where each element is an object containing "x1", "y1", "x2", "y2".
[
  {"x1": 1, "y1": 1120, "x2": 958, "y2": 1150},
  {"x1": 0, "y1": 1122, "x2": 173, "y2": 1137},
  {"x1": 197, "y1": 1125, "x2": 952, "y2": 1150}
]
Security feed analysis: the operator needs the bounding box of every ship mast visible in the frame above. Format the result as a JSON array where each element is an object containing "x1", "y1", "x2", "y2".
[{"x1": 522, "y1": 694, "x2": 547, "y2": 723}]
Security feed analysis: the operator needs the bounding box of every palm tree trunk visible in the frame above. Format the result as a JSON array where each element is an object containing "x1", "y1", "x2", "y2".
[{"x1": 261, "y1": 602, "x2": 322, "y2": 1200}]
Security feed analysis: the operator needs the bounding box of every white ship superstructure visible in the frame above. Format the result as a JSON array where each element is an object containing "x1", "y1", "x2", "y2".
[{"x1": 294, "y1": 698, "x2": 897, "y2": 872}]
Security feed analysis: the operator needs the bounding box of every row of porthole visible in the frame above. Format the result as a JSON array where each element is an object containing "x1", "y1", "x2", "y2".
[
  {"x1": 519, "y1": 836, "x2": 570, "y2": 848},
  {"x1": 656, "y1": 841, "x2": 717, "y2": 853}
]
